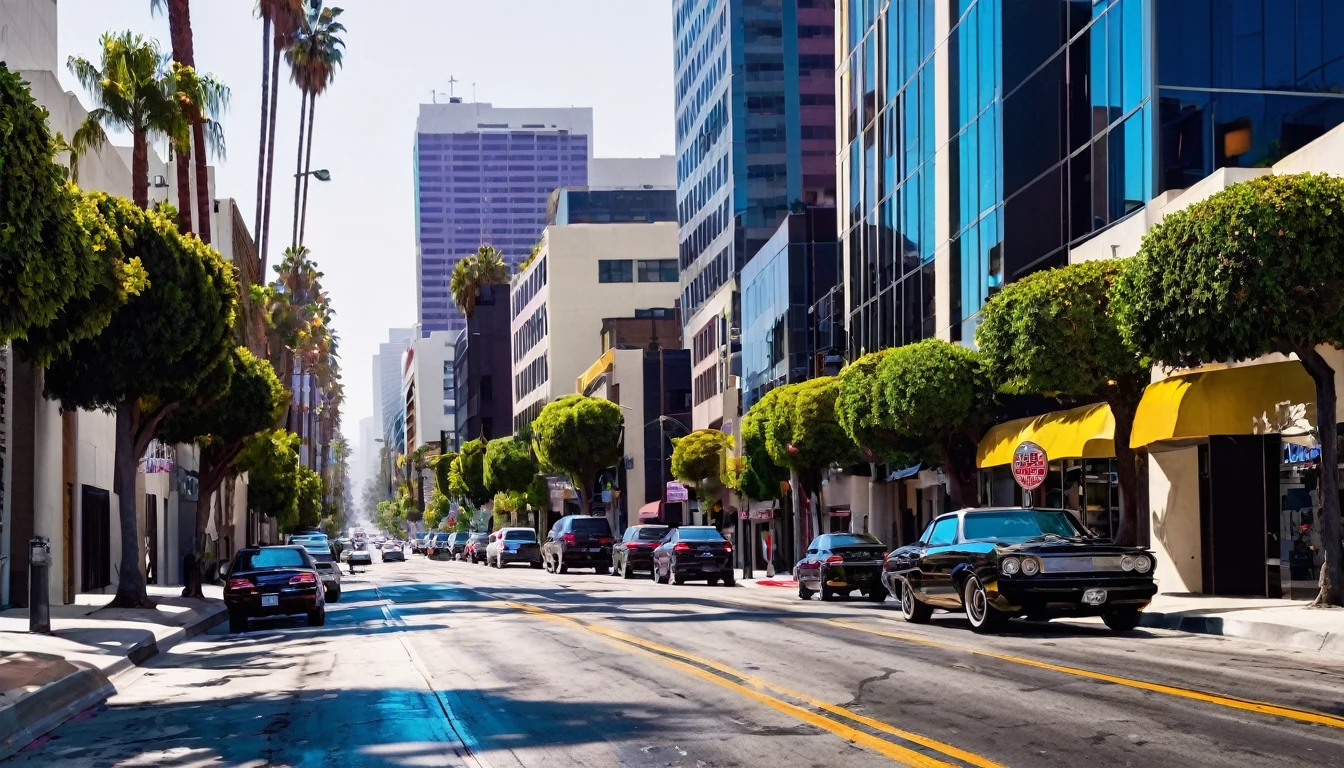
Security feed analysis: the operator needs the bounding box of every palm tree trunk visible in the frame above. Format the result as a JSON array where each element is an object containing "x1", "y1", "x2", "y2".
[
  {"x1": 291, "y1": 90, "x2": 308, "y2": 249},
  {"x1": 260, "y1": 40, "x2": 283, "y2": 276},
  {"x1": 132, "y1": 129, "x2": 149, "y2": 209},
  {"x1": 255, "y1": 19, "x2": 271, "y2": 267},
  {"x1": 193, "y1": 120, "x2": 212, "y2": 244},
  {"x1": 174, "y1": 146, "x2": 194, "y2": 232},
  {"x1": 299, "y1": 91, "x2": 317, "y2": 246}
]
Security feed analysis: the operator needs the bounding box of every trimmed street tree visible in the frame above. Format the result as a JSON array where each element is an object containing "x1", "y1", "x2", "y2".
[
  {"x1": 732, "y1": 389, "x2": 788, "y2": 503},
  {"x1": 977, "y1": 260, "x2": 1149, "y2": 544},
  {"x1": 238, "y1": 429, "x2": 302, "y2": 532},
  {"x1": 295, "y1": 464, "x2": 323, "y2": 531},
  {"x1": 484, "y1": 436, "x2": 538, "y2": 494},
  {"x1": 531, "y1": 394, "x2": 623, "y2": 514},
  {"x1": 433, "y1": 451, "x2": 458, "y2": 497},
  {"x1": 450, "y1": 438, "x2": 491, "y2": 509},
  {"x1": 671, "y1": 429, "x2": 731, "y2": 491},
  {"x1": 878, "y1": 339, "x2": 992, "y2": 508},
  {"x1": 836, "y1": 349, "x2": 922, "y2": 463},
  {"x1": 1114, "y1": 172, "x2": 1344, "y2": 606},
  {"x1": 159, "y1": 346, "x2": 288, "y2": 596},
  {"x1": 41, "y1": 193, "x2": 235, "y2": 608},
  {"x1": 0, "y1": 64, "x2": 146, "y2": 353}
]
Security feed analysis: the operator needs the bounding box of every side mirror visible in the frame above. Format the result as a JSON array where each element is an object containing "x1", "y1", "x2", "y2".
[{"x1": 218, "y1": 561, "x2": 230, "y2": 578}]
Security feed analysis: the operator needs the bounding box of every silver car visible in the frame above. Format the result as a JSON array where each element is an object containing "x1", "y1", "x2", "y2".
[{"x1": 288, "y1": 535, "x2": 341, "y2": 603}]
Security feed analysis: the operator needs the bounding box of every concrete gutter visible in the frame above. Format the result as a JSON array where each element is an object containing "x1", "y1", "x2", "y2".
[
  {"x1": 1139, "y1": 609, "x2": 1343, "y2": 655},
  {"x1": 0, "y1": 602, "x2": 225, "y2": 761}
]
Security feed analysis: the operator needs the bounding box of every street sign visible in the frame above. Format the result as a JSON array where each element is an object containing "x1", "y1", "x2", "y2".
[
  {"x1": 665, "y1": 481, "x2": 688, "y2": 502},
  {"x1": 1012, "y1": 441, "x2": 1048, "y2": 490}
]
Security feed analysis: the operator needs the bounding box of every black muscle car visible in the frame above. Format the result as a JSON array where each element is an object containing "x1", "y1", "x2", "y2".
[{"x1": 881, "y1": 508, "x2": 1157, "y2": 633}]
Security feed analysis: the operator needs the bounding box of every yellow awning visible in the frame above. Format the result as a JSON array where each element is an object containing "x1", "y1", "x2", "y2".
[
  {"x1": 977, "y1": 403, "x2": 1115, "y2": 468},
  {"x1": 1129, "y1": 361, "x2": 1316, "y2": 449},
  {"x1": 576, "y1": 349, "x2": 615, "y2": 394}
]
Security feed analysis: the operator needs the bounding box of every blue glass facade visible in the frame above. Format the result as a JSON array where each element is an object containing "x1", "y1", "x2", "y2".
[
  {"x1": 549, "y1": 188, "x2": 677, "y2": 225},
  {"x1": 673, "y1": 0, "x2": 837, "y2": 324}
]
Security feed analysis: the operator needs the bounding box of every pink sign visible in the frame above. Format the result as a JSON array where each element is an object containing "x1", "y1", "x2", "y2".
[{"x1": 1012, "y1": 441, "x2": 1048, "y2": 491}]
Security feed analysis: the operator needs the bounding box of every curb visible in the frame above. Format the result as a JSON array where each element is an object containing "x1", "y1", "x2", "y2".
[
  {"x1": 0, "y1": 602, "x2": 227, "y2": 761},
  {"x1": 1139, "y1": 610, "x2": 1341, "y2": 655}
]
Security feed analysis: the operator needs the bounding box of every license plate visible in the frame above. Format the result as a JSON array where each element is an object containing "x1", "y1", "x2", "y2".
[
  {"x1": 1082, "y1": 588, "x2": 1108, "y2": 606},
  {"x1": 261, "y1": 594, "x2": 279, "y2": 607},
  {"x1": 702, "y1": 564, "x2": 719, "y2": 572}
]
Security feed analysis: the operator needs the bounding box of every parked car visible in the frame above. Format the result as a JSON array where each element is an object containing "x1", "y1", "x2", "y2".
[
  {"x1": 486, "y1": 527, "x2": 542, "y2": 568},
  {"x1": 381, "y1": 540, "x2": 406, "y2": 562},
  {"x1": 542, "y1": 515, "x2": 616, "y2": 574},
  {"x1": 464, "y1": 532, "x2": 491, "y2": 564},
  {"x1": 222, "y1": 545, "x2": 326, "y2": 633},
  {"x1": 651, "y1": 526, "x2": 735, "y2": 586},
  {"x1": 425, "y1": 532, "x2": 451, "y2": 559},
  {"x1": 410, "y1": 533, "x2": 429, "y2": 554},
  {"x1": 611, "y1": 525, "x2": 669, "y2": 579},
  {"x1": 795, "y1": 533, "x2": 887, "y2": 602},
  {"x1": 287, "y1": 536, "x2": 342, "y2": 603},
  {"x1": 883, "y1": 507, "x2": 1158, "y2": 633},
  {"x1": 445, "y1": 532, "x2": 471, "y2": 560}
]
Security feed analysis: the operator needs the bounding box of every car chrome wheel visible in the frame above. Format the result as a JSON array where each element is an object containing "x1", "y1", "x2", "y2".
[
  {"x1": 963, "y1": 575, "x2": 1004, "y2": 633},
  {"x1": 900, "y1": 581, "x2": 932, "y2": 624}
]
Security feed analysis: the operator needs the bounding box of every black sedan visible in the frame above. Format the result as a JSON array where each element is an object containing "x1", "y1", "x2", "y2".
[
  {"x1": 222, "y1": 545, "x2": 326, "y2": 633},
  {"x1": 882, "y1": 507, "x2": 1158, "y2": 633},
  {"x1": 612, "y1": 525, "x2": 668, "y2": 578},
  {"x1": 795, "y1": 533, "x2": 887, "y2": 602},
  {"x1": 651, "y1": 526, "x2": 735, "y2": 586}
]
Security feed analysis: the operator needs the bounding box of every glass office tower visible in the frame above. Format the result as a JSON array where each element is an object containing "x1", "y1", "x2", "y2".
[{"x1": 840, "y1": 0, "x2": 1344, "y2": 354}]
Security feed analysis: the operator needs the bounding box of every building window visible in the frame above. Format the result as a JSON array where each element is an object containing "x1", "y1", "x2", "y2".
[
  {"x1": 598, "y1": 259, "x2": 634, "y2": 283},
  {"x1": 638, "y1": 259, "x2": 679, "y2": 282},
  {"x1": 481, "y1": 375, "x2": 493, "y2": 402}
]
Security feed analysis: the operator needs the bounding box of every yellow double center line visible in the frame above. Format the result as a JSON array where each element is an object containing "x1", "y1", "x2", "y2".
[
  {"x1": 504, "y1": 601, "x2": 1004, "y2": 768},
  {"x1": 821, "y1": 618, "x2": 1344, "y2": 730}
]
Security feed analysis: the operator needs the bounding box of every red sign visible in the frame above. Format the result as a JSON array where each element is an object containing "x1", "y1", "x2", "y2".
[{"x1": 1012, "y1": 441, "x2": 1048, "y2": 491}]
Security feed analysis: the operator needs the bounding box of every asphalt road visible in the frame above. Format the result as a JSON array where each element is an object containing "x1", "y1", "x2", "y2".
[{"x1": 8, "y1": 551, "x2": 1344, "y2": 767}]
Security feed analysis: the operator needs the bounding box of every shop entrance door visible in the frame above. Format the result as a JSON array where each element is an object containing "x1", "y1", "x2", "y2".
[{"x1": 80, "y1": 486, "x2": 110, "y2": 592}]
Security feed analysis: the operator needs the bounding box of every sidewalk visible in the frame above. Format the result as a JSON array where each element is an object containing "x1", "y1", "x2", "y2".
[
  {"x1": 1139, "y1": 592, "x2": 1344, "y2": 654},
  {"x1": 0, "y1": 585, "x2": 226, "y2": 760}
]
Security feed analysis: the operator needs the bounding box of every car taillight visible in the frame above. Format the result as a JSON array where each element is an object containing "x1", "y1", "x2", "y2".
[
  {"x1": 562, "y1": 533, "x2": 576, "y2": 544},
  {"x1": 825, "y1": 555, "x2": 844, "y2": 564},
  {"x1": 624, "y1": 542, "x2": 642, "y2": 550},
  {"x1": 227, "y1": 578, "x2": 254, "y2": 590},
  {"x1": 673, "y1": 542, "x2": 690, "y2": 551},
  {"x1": 289, "y1": 572, "x2": 317, "y2": 585},
  {"x1": 597, "y1": 537, "x2": 614, "y2": 545},
  {"x1": 723, "y1": 544, "x2": 733, "y2": 553}
]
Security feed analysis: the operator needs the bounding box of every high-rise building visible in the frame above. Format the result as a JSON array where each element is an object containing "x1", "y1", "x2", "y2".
[
  {"x1": 413, "y1": 101, "x2": 594, "y2": 336},
  {"x1": 839, "y1": 0, "x2": 1344, "y2": 354},
  {"x1": 673, "y1": 0, "x2": 837, "y2": 428},
  {"x1": 378, "y1": 328, "x2": 414, "y2": 450}
]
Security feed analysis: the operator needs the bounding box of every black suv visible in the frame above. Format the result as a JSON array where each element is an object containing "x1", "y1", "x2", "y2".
[
  {"x1": 543, "y1": 515, "x2": 616, "y2": 574},
  {"x1": 445, "y1": 532, "x2": 471, "y2": 560}
]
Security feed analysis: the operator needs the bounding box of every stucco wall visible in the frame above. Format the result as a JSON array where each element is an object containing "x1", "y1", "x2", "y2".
[{"x1": 1149, "y1": 446, "x2": 1202, "y2": 594}]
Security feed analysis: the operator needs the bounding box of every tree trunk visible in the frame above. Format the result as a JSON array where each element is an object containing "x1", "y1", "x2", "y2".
[
  {"x1": 183, "y1": 443, "x2": 241, "y2": 599},
  {"x1": 193, "y1": 119, "x2": 212, "y2": 244},
  {"x1": 255, "y1": 19, "x2": 271, "y2": 269},
  {"x1": 110, "y1": 402, "x2": 152, "y2": 608},
  {"x1": 291, "y1": 92, "x2": 308, "y2": 250},
  {"x1": 131, "y1": 129, "x2": 149, "y2": 209},
  {"x1": 938, "y1": 438, "x2": 980, "y2": 510},
  {"x1": 260, "y1": 41, "x2": 283, "y2": 274},
  {"x1": 1108, "y1": 394, "x2": 1144, "y2": 546},
  {"x1": 174, "y1": 146, "x2": 193, "y2": 232},
  {"x1": 789, "y1": 469, "x2": 802, "y2": 566},
  {"x1": 1297, "y1": 347, "x2": 1344, "y2": 608},
  {"x1": 299, "y1": 92, "x2": 317, "y2": 246}
]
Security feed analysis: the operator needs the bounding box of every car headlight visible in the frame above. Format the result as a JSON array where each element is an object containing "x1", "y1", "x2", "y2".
[
  {"x1": 1121, "y1": 555, "x2": 1136, "y2": 572},
  {"x1": 1134, "y1": 554, "x2": 1152, "y2": 573},
  {"x1": 1021, "y1": 557, "x2": 1040, "y2": 576},
  {"x1": 1001, "y1": 557, "x2": 1021, "y2": 575}
]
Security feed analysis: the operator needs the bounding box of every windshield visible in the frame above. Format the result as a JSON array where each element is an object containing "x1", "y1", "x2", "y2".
[
  {"x1": 825, "y1": 534, "x2": 881, "y2": 548},
  {"x1": 678, "y1": 528, "x2": 724, "y2": 541},
  {"x1": 504, "y1": 530, "x2": 536, "y2": 541},
  {"x1": 470, "y1": 534, "x2": 488, "y2": 543},
  {"x1": 962, "y1": 510, "x2": 1085, "y2": 543},
  {"x1": 635, "y1": 526, "x2": 669, "y2": 541},
  {"x1": 571, "y1": 517, "x2": 613, "y2": 535},
  {"x1": 237, "y1": 548, "x2": 308, "y2": 570}
]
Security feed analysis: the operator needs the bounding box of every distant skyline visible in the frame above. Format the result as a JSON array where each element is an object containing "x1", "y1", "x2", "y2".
[{"x1": 58, "y1": 1, "x2": 675, "y2": 490}]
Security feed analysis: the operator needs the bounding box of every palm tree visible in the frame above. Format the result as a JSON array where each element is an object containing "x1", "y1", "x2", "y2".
[
  {"x1": 68, "y1": 32, "x2": 188, "y2": 209},
  {"x1": 255, "y1": 0, "x2": 305, "y2": 275},
  {"x1": 450, "y1": 245, "x2": 510, "y2": 318},
  {"x1": 286, "y1": 2, "x2": 346, "y2": 249},
  {"x1": 151, "y1": 0, "x2": 229, "y2": 245}
]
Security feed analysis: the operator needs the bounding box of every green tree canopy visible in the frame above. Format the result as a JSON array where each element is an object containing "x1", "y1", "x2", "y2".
[
  {"x1": 450, "y1": 245, "x2": 509, "y2": 318},
  {"x1": 295, "y1": 464, "x2": 323, "y2": 532},
  {"x1": 484, "y1": 436, "x2": 538, "y2": 494},
  {"x1": 671, "y1": 429, "x2": 731, "y2": 489},
  {"x1": 433, "y1": 451, "x2": 457, "y2": 497},
  {"x1": 0, "y1": 64, "x2": 147, "y2": 358},
  {"x1": 878, "y1": 339, "x2": 992, "y2": 507},
  {"x1": 977, "y1": 259, "x2": 1149, "y2": 543},
  {"x1": 424, "y1": 489, "x2": 451, "y2": 531},
  {"x1": 1114, "y1": 172, "x2": 1344, "y2": 605},
  {"x1": 238, "y1": 429, "x2": 302, "y2": 530},
  {"x1": 450, "y1": 438, "x2": 490, "y2": 507},
  {"x1": 731, "y1": 389, "x2": 788, "y2": 501},
  {"x1": 531, "y1": 395, "x2": 623, "y2": 511},
  {"x1": 40, "y1": 193, "x2": 235, "y2": 607}
]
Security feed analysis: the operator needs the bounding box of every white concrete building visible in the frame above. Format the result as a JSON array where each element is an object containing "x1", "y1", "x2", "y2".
[
  {"x1": 510, "y1": 221, "x2": 681, "y2": 433},
  {"x1": 590, "y1": 156, "x2": 676, "y2": 189},
  {"x1": 378, "y1": 329, "x2": 413, "y2": 449},
  {"x1": 402, "y1": 330, "x2": 456, "y2": 454}
]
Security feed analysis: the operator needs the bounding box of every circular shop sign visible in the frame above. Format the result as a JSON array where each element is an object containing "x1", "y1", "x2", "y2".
[{"x1": 1012, "y1": 441, "x2": 1049, "y2": 491}]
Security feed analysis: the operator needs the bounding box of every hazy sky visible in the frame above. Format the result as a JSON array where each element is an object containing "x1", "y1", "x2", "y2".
[{"x1": 59, "y1": 0, "x2": 675, "y2": 485}]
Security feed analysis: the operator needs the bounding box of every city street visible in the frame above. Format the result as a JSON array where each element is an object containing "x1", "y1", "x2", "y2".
[{"x1": 8, "y1": 553, "x2": 1343, "y2": 768}]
